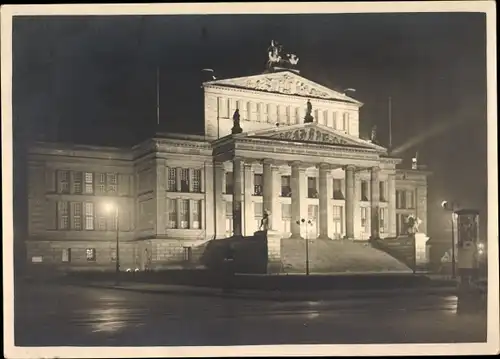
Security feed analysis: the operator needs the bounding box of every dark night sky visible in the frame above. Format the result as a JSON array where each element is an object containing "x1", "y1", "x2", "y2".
[{"x1": 12, "y1": 13, "x2": 488, "y2": 241}]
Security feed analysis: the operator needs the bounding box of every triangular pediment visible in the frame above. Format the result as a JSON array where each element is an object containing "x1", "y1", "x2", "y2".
[
  {"x1": 204, "y1": 70, "x2": 362, "y2": 105},
  {"x1": 239, "y1": 123, "x2": 386, "y2": 152}
]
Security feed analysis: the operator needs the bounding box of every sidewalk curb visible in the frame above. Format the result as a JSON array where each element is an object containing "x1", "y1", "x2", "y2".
[{"x1": 78, "y1": 282, "x2": 459, "y2": 301}]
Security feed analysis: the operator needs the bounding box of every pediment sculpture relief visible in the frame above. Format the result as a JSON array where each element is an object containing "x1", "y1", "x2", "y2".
[
  {"x1": 245, "y1": 74, "x2": 332, "y2": 99},
  {"x1": 269, "y1": 127, "x2": 349, "y2": 145}
]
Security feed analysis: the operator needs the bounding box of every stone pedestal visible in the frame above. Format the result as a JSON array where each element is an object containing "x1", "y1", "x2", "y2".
[
  {"x1": 265, "y1": 230, "x2": 282, "y2": 273},
  {"x1": 414, "y1": 232, "x2": 430, "y2": 266}
]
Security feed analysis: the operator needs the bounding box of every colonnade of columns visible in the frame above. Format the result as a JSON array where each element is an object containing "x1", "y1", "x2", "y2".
[{"x1": 213, "y1": 156, "x2": 387, "y2": 239}]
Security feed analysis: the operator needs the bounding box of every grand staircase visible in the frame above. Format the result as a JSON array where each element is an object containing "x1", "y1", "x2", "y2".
[{"x1": 281, "y1": 238, "x2": 413, "y2": 274}]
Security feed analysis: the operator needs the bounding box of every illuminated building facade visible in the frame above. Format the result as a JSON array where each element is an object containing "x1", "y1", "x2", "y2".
[{"x1": 25, "y1": 68, "x2": 430, "y2": 270}]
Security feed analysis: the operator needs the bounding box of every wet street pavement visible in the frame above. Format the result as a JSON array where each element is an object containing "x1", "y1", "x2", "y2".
[{"x1": 14, "y1": 282, "x2": 487, "y2": 346}]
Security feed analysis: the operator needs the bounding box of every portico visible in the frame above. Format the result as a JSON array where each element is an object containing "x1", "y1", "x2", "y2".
[{"x1": 212, "y1": 122, "x2": 400, "y2": 240}]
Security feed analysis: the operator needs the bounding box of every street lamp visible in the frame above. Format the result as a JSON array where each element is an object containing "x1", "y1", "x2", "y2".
[
  {"x1": 296, "y1": 218, "x2": 313, "y2": 276},
  {"x1": 441, "y1": 200, "x2": 457, "y2": 279},
  {"x1": 105, "y1": 202, "x2": 120, "y2": 279}
]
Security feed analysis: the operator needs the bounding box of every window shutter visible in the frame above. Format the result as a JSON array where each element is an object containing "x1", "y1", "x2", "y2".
[{"x1": 45, "y1": 200, "x2": 57, "y2": 230}]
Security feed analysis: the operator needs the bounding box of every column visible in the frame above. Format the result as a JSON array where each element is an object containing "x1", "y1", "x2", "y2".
[
  {"x1": 214, "y1": 161, "x2": 226, "y2": 238},
  {"x1": 345, "y1": 165, "x2": 355, "y2": 239},
  {"x1": 203, "y1": 162, "x2": 214, "y2": 239},
  {"x1": 155, "y1": 159, "x2": 167, "y2": 236},
  {"x1": 387, "y1": 173, "x2": 396, "y2": 237},
  {"x1": 370, "y1": 166, "x2": 380, "y2": 239},
  {"x1": 262, "y1": 160, "x2": 275, "y2": 230},
  {"x1": 232, "y1": 157, "x2": 243, "y2": 237},
  {"x1": 318, "y1": 163, "x2": 330, "y2": 239},
  {"x1": 290, "y1": 161, "x2": 303, "y2": 238},
  {"x1": 243, "y1": 163, "x2": 253, "y2": 235}
]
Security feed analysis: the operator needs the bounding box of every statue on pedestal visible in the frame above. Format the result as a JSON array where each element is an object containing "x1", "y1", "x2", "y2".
[
  {"x1": 231, "y1": 109, "x2": 243, "y2": 134},
  {"x1": 304, "y1": 100, "x2": 314, "y2": 123}
]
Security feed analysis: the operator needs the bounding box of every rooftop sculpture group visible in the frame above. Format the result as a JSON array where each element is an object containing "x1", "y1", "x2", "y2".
[{"x1": 267, "y1": 40, "x2": 299, "y2": 71}]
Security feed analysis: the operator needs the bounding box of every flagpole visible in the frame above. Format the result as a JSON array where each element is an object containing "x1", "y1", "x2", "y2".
[
  {"x1": 156, "y1": 67, "x2": 160, "y2": 127},
  {"x1": 388, "y1": 96, "x2": 392, "y2": 150}
]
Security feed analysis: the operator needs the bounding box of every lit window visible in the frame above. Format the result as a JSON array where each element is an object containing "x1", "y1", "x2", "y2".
[
  {"x1": 332, "y1": 205, "x2": 343, "y2": 236},
  {"x1": 192, "y1": 200, "x2": 201, "y2": 229},
  {"x1": 58, "y1": 170, "x2": 70, "y2": 193},
  {"x1": 107, "y1": 173, "x2": 117, "y2": 193},
  {"x1": 97, "y1": 173, "x2": 106, "y2": 194},
  {"x1": 192, "y1": 169, "x2": 202, "y2": 193},
  {"x1": 72, "y1": 202, "x2": 82, "y2": 230},
  {"x1": 166, "y1": 198, "x2": 177, "y2": 229},
  {"x1": 379, "y1": 208, "x2": 386, "y2": 233},
  {"x1": 179, "y1": 199, "x2": 189, "y2": 229},
  {"x1": 308, "y1": 205, "x2": 318, "y2": 221},
  {"x1": 84, "y1": 172, "x2": 93, "y2": 194},
  {"x1": 86, "y1": 248, "x2": 96, "y2": 261},
  {"x1": 73, "y1": 172, "x2": 83, "y2": 194},
  {"x1": 361, "y1": 207, "x2": 368, "y2": 232},
  {"x1": 343, "y1": 112, "x2": 350, "y2": 132},
  {"x1": 85, "y1": 202, "x2": 94, "y2": 230},
  {"x1": 254, "y1": 174, "x2": 263, "y2": 196},
  {"x1": 167, "y1": 168, "x2": 177, "y2": 191},
  {"x1": 58, "y1": 201, "x2": 69, "y2": 230},
  {"x1": 62, "y1": 248, "x2": 71, "y2": 263}
]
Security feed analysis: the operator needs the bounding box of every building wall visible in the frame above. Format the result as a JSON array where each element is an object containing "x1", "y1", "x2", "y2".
[
  {"x1": 204, "y1": 86, "x2": 360, "y2": 140},
  {"x1": 395, "y1": 169, "x2": 429, "y2": 235}
]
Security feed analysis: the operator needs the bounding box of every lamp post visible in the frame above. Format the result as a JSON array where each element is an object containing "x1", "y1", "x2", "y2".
[
  {"x1": 441, "y1": 200, "x2": 457, "y2": 279},
  {"x1": 296, "y1": 218, "x2": 313, "y2": 276},
  {"x1": 105, "y1": 203, "x2": 120, "y2": 279}
]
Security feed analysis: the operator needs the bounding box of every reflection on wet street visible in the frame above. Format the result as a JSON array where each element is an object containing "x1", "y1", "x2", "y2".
[{"x1": 14, "y1": 282, "x2": 487, "y2": 346}]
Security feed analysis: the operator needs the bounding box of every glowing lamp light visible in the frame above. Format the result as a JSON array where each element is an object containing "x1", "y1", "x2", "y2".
[{"x1": 104, "y1": 202, "x2": 116, "y2": 213}]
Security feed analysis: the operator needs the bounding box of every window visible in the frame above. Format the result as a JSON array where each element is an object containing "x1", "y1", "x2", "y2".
[
  {"x1": 225, "y1": 172, "x2": 233, "y2": 194},
  {"x1": 396, "y1": 190, "x2": 405, "y2": 209},
  {"x1": 379, "y1": 208, "x2": 386, "y2": 233},
  {"x1": 57, "y1": 170, "x2": 70, "y2": 193},
  {"x1": 333, "y1": 178, "x2": 344, "y2": 200},
  {"x1": 107, "y1": 173, "x2": 117, "y2": 194},
  {"x1": 254, "y1": 174, "x2": 263, "y2": 195},
  {"x1": 343, "y1": 112, "x2": 350, "y2": 132},
  {"x1": 333, "y1": 112, "x2": 338, "y2": 130},
  {"x1": 62, "y1": 248, "x2": 71, "y2": 263},
  {"x1": 323, "y1": 111, "x2": 329, "y2": 127},
  {"x1": 84, "y1": 172, "x2": 93, "y2": 194},
  {"x1": 308, "y1": 205, "x2": 318, "y2": 221},
  {"x1": 73, "y1": 172, "x2": 83, "y2": 194},
  {"x1": 332, "y1": 205, "x2": 343, "y2": 236},
  {"x1": 72, "y1": 202, "x2": 82, "y2": 230},
  {"x1": 179, "y1": 169, "x2": 189, "y2": 192},
  {"x1": 407, "y1": 191, "x2": 415, "y2": 209},
  {"x1": 58, "y1": 201, "x2": 69, "y2": 230},
  {"x1": 97, "y1": 173, "x2": 106, "y2": 194},
  {"x1": 179, "y1": 199, "x2": 189, "y2": 229},
  {"x1": 361, "y1": 207, "x2": 368, "y2": 232},
  {"x1": 286, "y1": 106, "x2": 291, "y2": 124},
  {"x1": 254, "y1": 202, "x2": 264, "y2": 218},
  {"x1": 379, "y1": 181, "x2": 386, "y2": 202},
  {"x1": 308, "y1": 177, "x2": 318, "y2": 198},
  {"x1": 167, "y1": 168, "x2": 177, "y2": 191},
  {"x1": 166, "y1": 198, "x2": 177, "y2": 229},
  {"x1": 85, "y1": 202, "x2": 94, "y2": 230},
  {"x1": 183, "y1": 247, "x2": 192, "y2": 262},
  {"x1": 361, "y1": 181, "x2": 369, "y2": 201},
  {"x1": 192, "y1": 200, "x2": 201, "y2": 229},
  {"x1": 86, "y1": 248, "x2": 96, "y2": 261},
  {"x1": 281, "y1": 176, "x2": 291, "y2": 197},
  {"x1": 256, "y1": 103, "x2": 262, "y2": 122},
  {"x1": 225, "y1": 201, "x2": 233, "y2": 218},
  {"x1": 192, "y1": 169, "x2": 202, "y2": 193},
  {"x1": 98, "y1": 212, "x2": 107, "y2": 231},
  {"x1": 295, "y1": 107, "x2": 301, "y2": 124}
]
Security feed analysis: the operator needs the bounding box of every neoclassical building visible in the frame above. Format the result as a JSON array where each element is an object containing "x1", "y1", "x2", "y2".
[{"x1": 25, "y1": 68, "x2": 430, "y2": 270}]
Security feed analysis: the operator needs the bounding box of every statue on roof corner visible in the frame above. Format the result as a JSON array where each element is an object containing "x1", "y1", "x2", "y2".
[
  {"x1": 304, "y1": 99, "x2": 314, "y2": 123},
  {"x1": 266, "y1": 40, "x2": 299, "y2": 71},
  {"x1": 231, "y1": 109, "x2": 243, "y2": 134}
]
